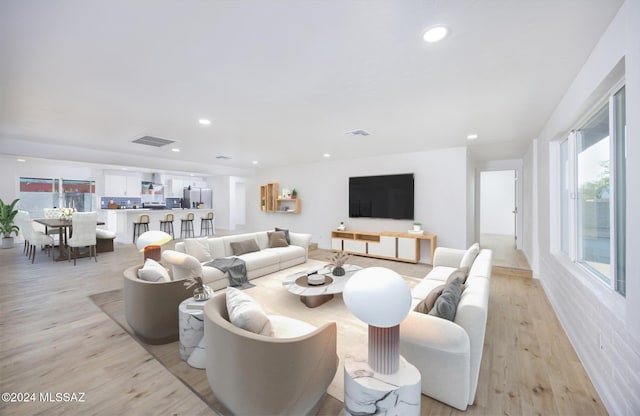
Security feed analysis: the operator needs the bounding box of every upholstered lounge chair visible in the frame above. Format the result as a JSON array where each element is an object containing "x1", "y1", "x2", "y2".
[
  {"x1": 123, "y1": 265, "x2": 191, "y2": 344},
  {"x1": 204, "y1": 292, "x2": 338, "y2": 416}
]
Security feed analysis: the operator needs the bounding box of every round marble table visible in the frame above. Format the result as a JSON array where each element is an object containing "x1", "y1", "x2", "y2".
[
  {"x1": 282, "y1": 264, "x2": 362, "y2": 308},
  {"x1": 178, "y1": 297, "x2": 206, "y2": 369}
]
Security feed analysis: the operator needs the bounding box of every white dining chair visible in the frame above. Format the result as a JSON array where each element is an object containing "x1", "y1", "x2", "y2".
[
  {"x1": 17, "y1": 210, "x2": 54, "y2": 263},
  {"x1": 43, "y1": 208, "x2": 62, "y2": 244},
  {"x1": 67, "y1": 211, "x2": 98, "y2": 265}
]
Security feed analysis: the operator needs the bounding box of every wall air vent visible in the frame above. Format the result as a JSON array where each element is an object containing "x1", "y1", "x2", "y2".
[
  {"x1": 132, "y1": 136, "x2": 175, "y2": 147},
  {"x1": 345, "y1": 129, "x2": 370, "y2": 136}
]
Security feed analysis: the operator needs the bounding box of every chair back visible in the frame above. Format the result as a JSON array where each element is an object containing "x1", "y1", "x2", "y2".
[
  {"x1": 69, "y1": 212, "x2": 97, "y2": 246},
  {"x1": 163, "y1": 213, "x2": 174, "y2": 222},
  {"x1": 44, "y1": 208, "x2": 61, "y2": 219},
  {"x1": 206, "y1": 211, "x2": 214, "y2": 219},
  {"x1": 185, "y1": 213, "x2": 194, "y2": 221},
  {"x1": 138, "y1": 214, "x2": 150, "y2": 224},
  {"x1": 15, "y1": 210, "x2": 32, "y2": 240}
]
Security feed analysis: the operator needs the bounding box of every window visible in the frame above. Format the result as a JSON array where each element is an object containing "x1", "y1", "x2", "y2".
[
  {"x1": 19, "y1": 177, "x2": 96, "y2": 218},
  {"x1": 558, "y1": 85, "x2": 625, "y2": 295}
]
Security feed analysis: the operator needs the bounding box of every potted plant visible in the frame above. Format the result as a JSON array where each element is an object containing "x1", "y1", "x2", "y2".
[
  {"x1": 413, "y1": 221, "x2": 422, "y2": 231},
  {"x1": 291, "y1": 188, "x2": 297, "y2": 199},
  {"x1": 328, "y1": 251, "x2": 350, "y2": 276},
  {"x1": 0, "y1": 198, "x2": 20, "y2": 249},
  {"x1": 337, "y1": 221, "x2": 346, "y2": 231}
]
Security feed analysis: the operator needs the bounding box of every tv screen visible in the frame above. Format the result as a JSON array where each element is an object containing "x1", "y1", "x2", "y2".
[{"x1": 349, "y1": 174, "x2": 414, "y2": 220}]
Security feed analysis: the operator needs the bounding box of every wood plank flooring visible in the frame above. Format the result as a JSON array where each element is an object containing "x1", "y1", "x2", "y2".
[{"x1": 0, "y1": 239, "x2": 606, "y2": 415}]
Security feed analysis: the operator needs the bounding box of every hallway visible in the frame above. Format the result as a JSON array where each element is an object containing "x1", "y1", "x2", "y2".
[{"x1": 480, "y1": 233, "x2": 532, "y2": 277}]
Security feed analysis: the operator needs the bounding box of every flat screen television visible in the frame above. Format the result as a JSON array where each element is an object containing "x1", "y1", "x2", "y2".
[{"x1": 349, "y1": 173, "x2": 414, "y2": 220}]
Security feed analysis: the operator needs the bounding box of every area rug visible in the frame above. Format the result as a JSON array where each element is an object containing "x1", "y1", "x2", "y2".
[{"x1": 91, "y1": 260, "x2": 422, "y2": 406}]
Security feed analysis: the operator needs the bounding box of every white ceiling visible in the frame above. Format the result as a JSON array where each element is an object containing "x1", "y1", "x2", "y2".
[{"x1": 0, "y1": 0, "x2": 623, "y2": 175}]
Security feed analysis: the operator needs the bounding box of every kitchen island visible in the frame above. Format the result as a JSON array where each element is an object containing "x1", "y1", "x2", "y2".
[{"x1": 100, "y1": 208, "x2": 214, "y2": 244}]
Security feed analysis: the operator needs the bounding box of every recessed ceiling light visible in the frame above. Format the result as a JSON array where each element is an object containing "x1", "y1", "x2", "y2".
[
  {"x1": 121, "y1": 167, "x2": 128, "y2": 170},
  {"x1": 199, "y1": 119, "x2": 211, "y2": 125},
  {"x1": 323, "y1": 153, "x2": 331, "y2": 158},
  {"x1": 252, "y1": 160, "x2": 258, "y2": 165},
  {"x1": 423, "y1": 25, "x2": 449, "y2": 43},
  {"x1": 171, "y1": 148, "x2": 180, "y2": 152},
  {"x1": 190, "y1": 173, "x2": 195, "y2": 177},
  {"x1": 16, "y1": 158, "x2": 25, "y2": 162},
  {"x1": 467, "y1": 134, "x2": 478, "y2": 140}
]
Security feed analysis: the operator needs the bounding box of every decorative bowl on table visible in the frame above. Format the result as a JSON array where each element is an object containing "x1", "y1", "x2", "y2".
[{"x1": 307, "y1": 273, "x2": 326, "y2": 286}]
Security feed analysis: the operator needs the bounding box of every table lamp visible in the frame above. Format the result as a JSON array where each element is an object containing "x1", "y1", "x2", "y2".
[
  {"x1": 136, "y1": 230, "x2": 172, "y2": 262},
  {"x1": 343, "y1": 267, "x2": 411, "y2": 374}
]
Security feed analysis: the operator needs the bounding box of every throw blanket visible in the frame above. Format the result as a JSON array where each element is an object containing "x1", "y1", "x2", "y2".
[{"x1": 205, "y1": 257, "x2": 255, "y2": 289}]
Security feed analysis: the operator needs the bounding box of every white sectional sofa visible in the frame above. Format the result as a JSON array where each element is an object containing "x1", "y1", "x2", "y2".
[
  {"x1": 162, "y1": 230, "x2": 312, "y2": 291},
  {"x1": 400, "y1": 244, "x2": 492, "y2": 411}
]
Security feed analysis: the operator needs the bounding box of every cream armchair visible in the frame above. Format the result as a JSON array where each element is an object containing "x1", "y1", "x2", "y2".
[
  {"x1": 204, "y1": 292, "x2": 338, "y2": 416},
  {"x1": 123, "y1": 265, "x2": 191, "y2": 344}
]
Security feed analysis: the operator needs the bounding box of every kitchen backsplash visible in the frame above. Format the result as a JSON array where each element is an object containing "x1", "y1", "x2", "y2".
[{"x1": 101, "y1": 197, "x2": 183, "y2": 209}]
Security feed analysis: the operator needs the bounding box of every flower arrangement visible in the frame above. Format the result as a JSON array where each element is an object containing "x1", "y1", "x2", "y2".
[
  {"x1": 327, "y1": 250, "x2": 350, "y2": 276},
  {"x1": 184, "y1": 275, "x2": 213, "y2": 301},
  {"x1": 60, "y1": 207, "x2": 76, "y2": 220}
]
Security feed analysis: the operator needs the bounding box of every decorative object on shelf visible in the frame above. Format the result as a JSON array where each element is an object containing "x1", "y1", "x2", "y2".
[
  {"x1": 281, "y1": 188, "x2": 291, "y2": 198},
  {"x1": 291, "y1": 188, "x2": 297, "y2": 199},
  {"x1": 412, "y1": 221, "x2": 422, "y2": 231},
  {"x1": 328, "y1": 250, "x2": 350, "y2": 276},
  {"x1": 343, "y1": 267, "x2": 411, "y2": 374},
  {"x1": 337, "y1": 221, "x2": 346, "y2": 231},
  {"x1": 136, "y1": 230, "x2": 172, "y2": 262},
  {"x1": 0, "y1": 198, "x2": 20, "y2": 249},
  {"x1": 59, "y1": 207, "x2": 76, "y2": 220},
  {"x1": 184, "y1": 275, "x2": 213, "y2": 301}
]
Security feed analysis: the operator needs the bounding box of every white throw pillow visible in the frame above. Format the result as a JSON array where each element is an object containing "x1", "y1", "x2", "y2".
[
  {"x1": 137, "y1": 259, "x2": 171, "y2": 282},
  {"x1": 226, "y1": 287, "x2": 274, "y2": 336},
  {"x1": 459, "y1": 243, "x2": 480, "y2": 275},
  {"x1": 183, "y1": 237, "x2": 213, "y2": 262}
]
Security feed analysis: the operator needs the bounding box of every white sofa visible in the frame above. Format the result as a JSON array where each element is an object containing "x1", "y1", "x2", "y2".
[
  {"x1": 400, "y1": 245, "x2": 492, "y2": 411},
  {"x1": 162, "y1": 230, "x2": 312, "y2": 291}
]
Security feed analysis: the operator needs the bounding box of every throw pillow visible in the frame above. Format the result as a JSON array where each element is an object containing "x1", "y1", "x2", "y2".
[
  {"x1": 446, "y1": 269, "x2": 468, "y2": 285},
  {"x1": 183, "y1": 237, "x2": 213, "y2": 262},
  {"x1": 230, "y1": 239, "x2": 261, "y2": 256},
  {"x1": 137, "y1": 258, "x2": 171, "y2": 282},
  {"x1": 429, "y1": 277, "x2": 463, "y2": 321},
  {"x1": 267, "y1": 231, "x2": 289, "y2": 248},
  {"x1": 459, "y1": 243, "x2": 480, "y2": 275},
  {"x1": 414, "y1": 284, "x2": 446, "y2": 314},
  {"x1": 275, "y1": 227, "x2": 291, "y2": 244},
  {"x1": 226, "y1": 287, "x2": 274, "y2": 336}
]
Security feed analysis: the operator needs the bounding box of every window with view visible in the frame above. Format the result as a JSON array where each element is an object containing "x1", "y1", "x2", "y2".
[{"x1": 558, "y1": 85, "x2": 625, "y2": 295}]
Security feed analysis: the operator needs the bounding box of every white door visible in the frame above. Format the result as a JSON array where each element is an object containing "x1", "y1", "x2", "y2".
[{"x1": 480, "y1": 170, "x2": 517, "y2": 247}]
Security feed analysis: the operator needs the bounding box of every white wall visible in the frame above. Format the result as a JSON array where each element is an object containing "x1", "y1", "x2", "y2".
[
  {"x1": 530, "y1": 1, "x2": 640, "y2": 414},
  {"x1": 522, "y1": 140, "x2": 538, "y2": 274},
  {"x1": 479, "y1": 170, "x2": 515, "y2": 235},
  {"x1": 245, "y1": 147, "x2": 470, "y2": 263}
]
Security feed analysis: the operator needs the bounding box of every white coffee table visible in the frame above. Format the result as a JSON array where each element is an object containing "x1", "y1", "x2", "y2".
[{"x1": 282, "y1": 264, "x2": 362, "y2": 308}]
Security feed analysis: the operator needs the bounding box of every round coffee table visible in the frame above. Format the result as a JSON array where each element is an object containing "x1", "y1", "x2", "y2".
[{"x1": 283, "y1": 264, "x2": 363, "y2": 308}]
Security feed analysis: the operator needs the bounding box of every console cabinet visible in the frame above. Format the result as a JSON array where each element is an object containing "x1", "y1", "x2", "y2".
[{"x1": 330, "y1": 230, "x2": 437, "y2": 264}]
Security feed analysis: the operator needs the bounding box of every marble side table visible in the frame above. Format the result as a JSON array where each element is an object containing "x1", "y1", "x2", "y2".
[
  {"x1": 178, "y1": 297, "x2": 206, "y2": 369},
  {"x1": 344, "y1": 350, "x2": 421, "y2": 415}
]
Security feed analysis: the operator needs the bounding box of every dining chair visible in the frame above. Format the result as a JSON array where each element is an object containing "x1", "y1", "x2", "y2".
[
  {"x1": 15, "y1": 210, "x2": 30, "y2": 256},
  {"x1": 67, "y1": 211, "x2": 98, "y2": 265},
  {"x1": 17, "y1": 210, "x2": 54, "y2": 263},
  {"x1": 43, "y1": 208, "x2": 62, "y2": 245}
]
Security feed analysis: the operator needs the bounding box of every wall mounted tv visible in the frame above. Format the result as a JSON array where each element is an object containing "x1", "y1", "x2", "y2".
[{"x1": 349, "y1": 173, "x2": 414, "y2": 220}]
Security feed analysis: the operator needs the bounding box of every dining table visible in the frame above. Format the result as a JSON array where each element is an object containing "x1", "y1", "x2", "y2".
[{"x1": 33, "y1": 218, "x2": 106, "y2": 262}]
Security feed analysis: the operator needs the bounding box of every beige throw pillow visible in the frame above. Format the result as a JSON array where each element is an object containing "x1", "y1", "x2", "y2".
[
  {"x1": 137, "y1": 258, "x2": 171, "y2": 282},
  {"x1": 183, "y1": 237, "x2": 213, "y2": 262},
  {"x1": 230, "y1": 239, "x2": 260, "y2": 256},
  {"x1": 459, "y1": 243, "x2": 480, "y2": 275},
  {"x1": 226, "y1": 287, "x2": 274, "y2": 336},
  {"x1": 414, "y1": 284, "x2": 446, "y2": 314},
  {"x1": 267, "y1": 231, "x2": 289, "y2": 248}
]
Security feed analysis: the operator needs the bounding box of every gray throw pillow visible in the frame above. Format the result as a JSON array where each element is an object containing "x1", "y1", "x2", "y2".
[
  {"x1": 429, "y1": 277, "x2": 463, "y2": 321},
  {"x1": 230, "y1": 239, "x2": 260, "y2": 256},
  {"x1": 267, "y1": 231, "x2": 289, "y2": 248},
  {"x1": 274, "y1": 227, "x2": 291, "y2": 244}
]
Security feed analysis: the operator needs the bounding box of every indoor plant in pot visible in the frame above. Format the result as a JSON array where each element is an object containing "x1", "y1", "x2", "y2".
[
  {"x1": 328, "y1": 250, "x2": 350, "y2": 276},
  {"x1": 0, "y1": 198, "x2": 20, "y2": 249}
]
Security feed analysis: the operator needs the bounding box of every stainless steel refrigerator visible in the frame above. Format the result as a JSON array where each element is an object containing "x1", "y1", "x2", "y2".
[{"x1": 183, "y1": 187, "x2": 212, "y2": 209}]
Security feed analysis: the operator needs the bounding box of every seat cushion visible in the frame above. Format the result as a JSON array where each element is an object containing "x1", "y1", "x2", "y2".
[
  {"x1": 425, "y1": 266, "x2": 460, "y2": 282},
  {"x1": 262, "y1": 245, "x2": 305, "y2": 264},
  {"x1": 237, "y1": 250, "x2": 280, "y2": 271},
  {"x1": 269, "y1": 315, "x2": 317, "y2": 338},
  {"x1": 95, "y1": 228, "x2": 116, "y2": 239}
]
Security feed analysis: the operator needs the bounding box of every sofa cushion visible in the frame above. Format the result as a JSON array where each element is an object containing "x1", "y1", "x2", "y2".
[
  {"x1": 137, "y1": 259, "x2": 171, "y2": 282},
  {"x1": 425, "y1": 266, "x2": 460, "y2": 283},
  {"x1": 274, "y1": 227, "x2": 291, "y2": 244},
  {"x1": 226, "y1": 287, "x2": 274, "y2": 336},
  {"x1": 414, "y1": 284, "x2": 446, "y2": 314},
  {"x1": 429, "y1": 277, "x2": 463, "y2": 321},
  {"x1": 269, "y1": 315, "x2": 317, "y2": 338},
  {"x1": 263, "y1": 245, "x2": 306, "y2": 264},
  {"x1": 184, "y1": 237, "x2": 213, "y2": 262},
  {"x1": 459, "y1": 243, "x2": 480, "y2": 275},
  {"x1": 96, "y1": 228, "x2": 116, "y2": 239},
  {"x1": 267, "y1": 231, "x2": 289, "y2": 248},
  {"x1": 237, "y1": 250, "x2": 280, "y2": 271},
  {"x1": 230, "y1": 239, "x2": 261, "y2": 256}
]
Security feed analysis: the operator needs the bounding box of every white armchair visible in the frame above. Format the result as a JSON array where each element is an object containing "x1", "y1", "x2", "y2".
[{"x1": 67, "y1": 211, "x2": 97, "y2": 265}]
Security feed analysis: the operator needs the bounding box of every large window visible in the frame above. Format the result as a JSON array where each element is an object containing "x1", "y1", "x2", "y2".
[
  {"x1": 558, "y1": 85, "x2": 625, "y2": 295},
  {"x1": 19, "y1": 177, "x2": 96, "y2": 218}
]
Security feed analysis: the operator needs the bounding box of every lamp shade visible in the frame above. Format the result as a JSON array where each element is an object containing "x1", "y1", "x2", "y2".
[
  {"x1": 136, "y1": 230, "x2": 172, "y2": 251},
  {"x1": 343, "y1": 267, "x2": 411, "y2": 328}
]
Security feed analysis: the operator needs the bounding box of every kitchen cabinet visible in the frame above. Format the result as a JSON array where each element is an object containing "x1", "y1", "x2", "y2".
[{"x1": 105, "y1": 174, "x2": 141, "y2": 197}]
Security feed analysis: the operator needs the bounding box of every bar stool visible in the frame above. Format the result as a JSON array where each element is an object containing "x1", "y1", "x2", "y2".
[
  {"x1": 200, "y1": 211, "x2": 215, "y2": 236},
  {"x1": 180, "y1": 212, "x2": 195, "y2": 238},
  {"x1": 160, "y1": 213, "x2": 175, "y2": 239},
  {"x1": 133, "y1": 214, "x2": 150, "y2": 244}
]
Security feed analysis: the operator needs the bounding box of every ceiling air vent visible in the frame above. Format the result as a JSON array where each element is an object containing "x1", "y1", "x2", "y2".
[
  {"x1": 345, "y1": 129, "x2": 370, "y2": 136},
  {"x1": 216, "y1": 155, "x2": 232, "y2": 160},
  {"x1": 132, "y1": 136, "x2": 175, "y2": 147}
]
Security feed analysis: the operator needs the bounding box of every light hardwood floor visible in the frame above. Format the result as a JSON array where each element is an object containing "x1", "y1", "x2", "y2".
[{"x1": 0, "y1": 240, "x2": 606, "y2": 415}]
